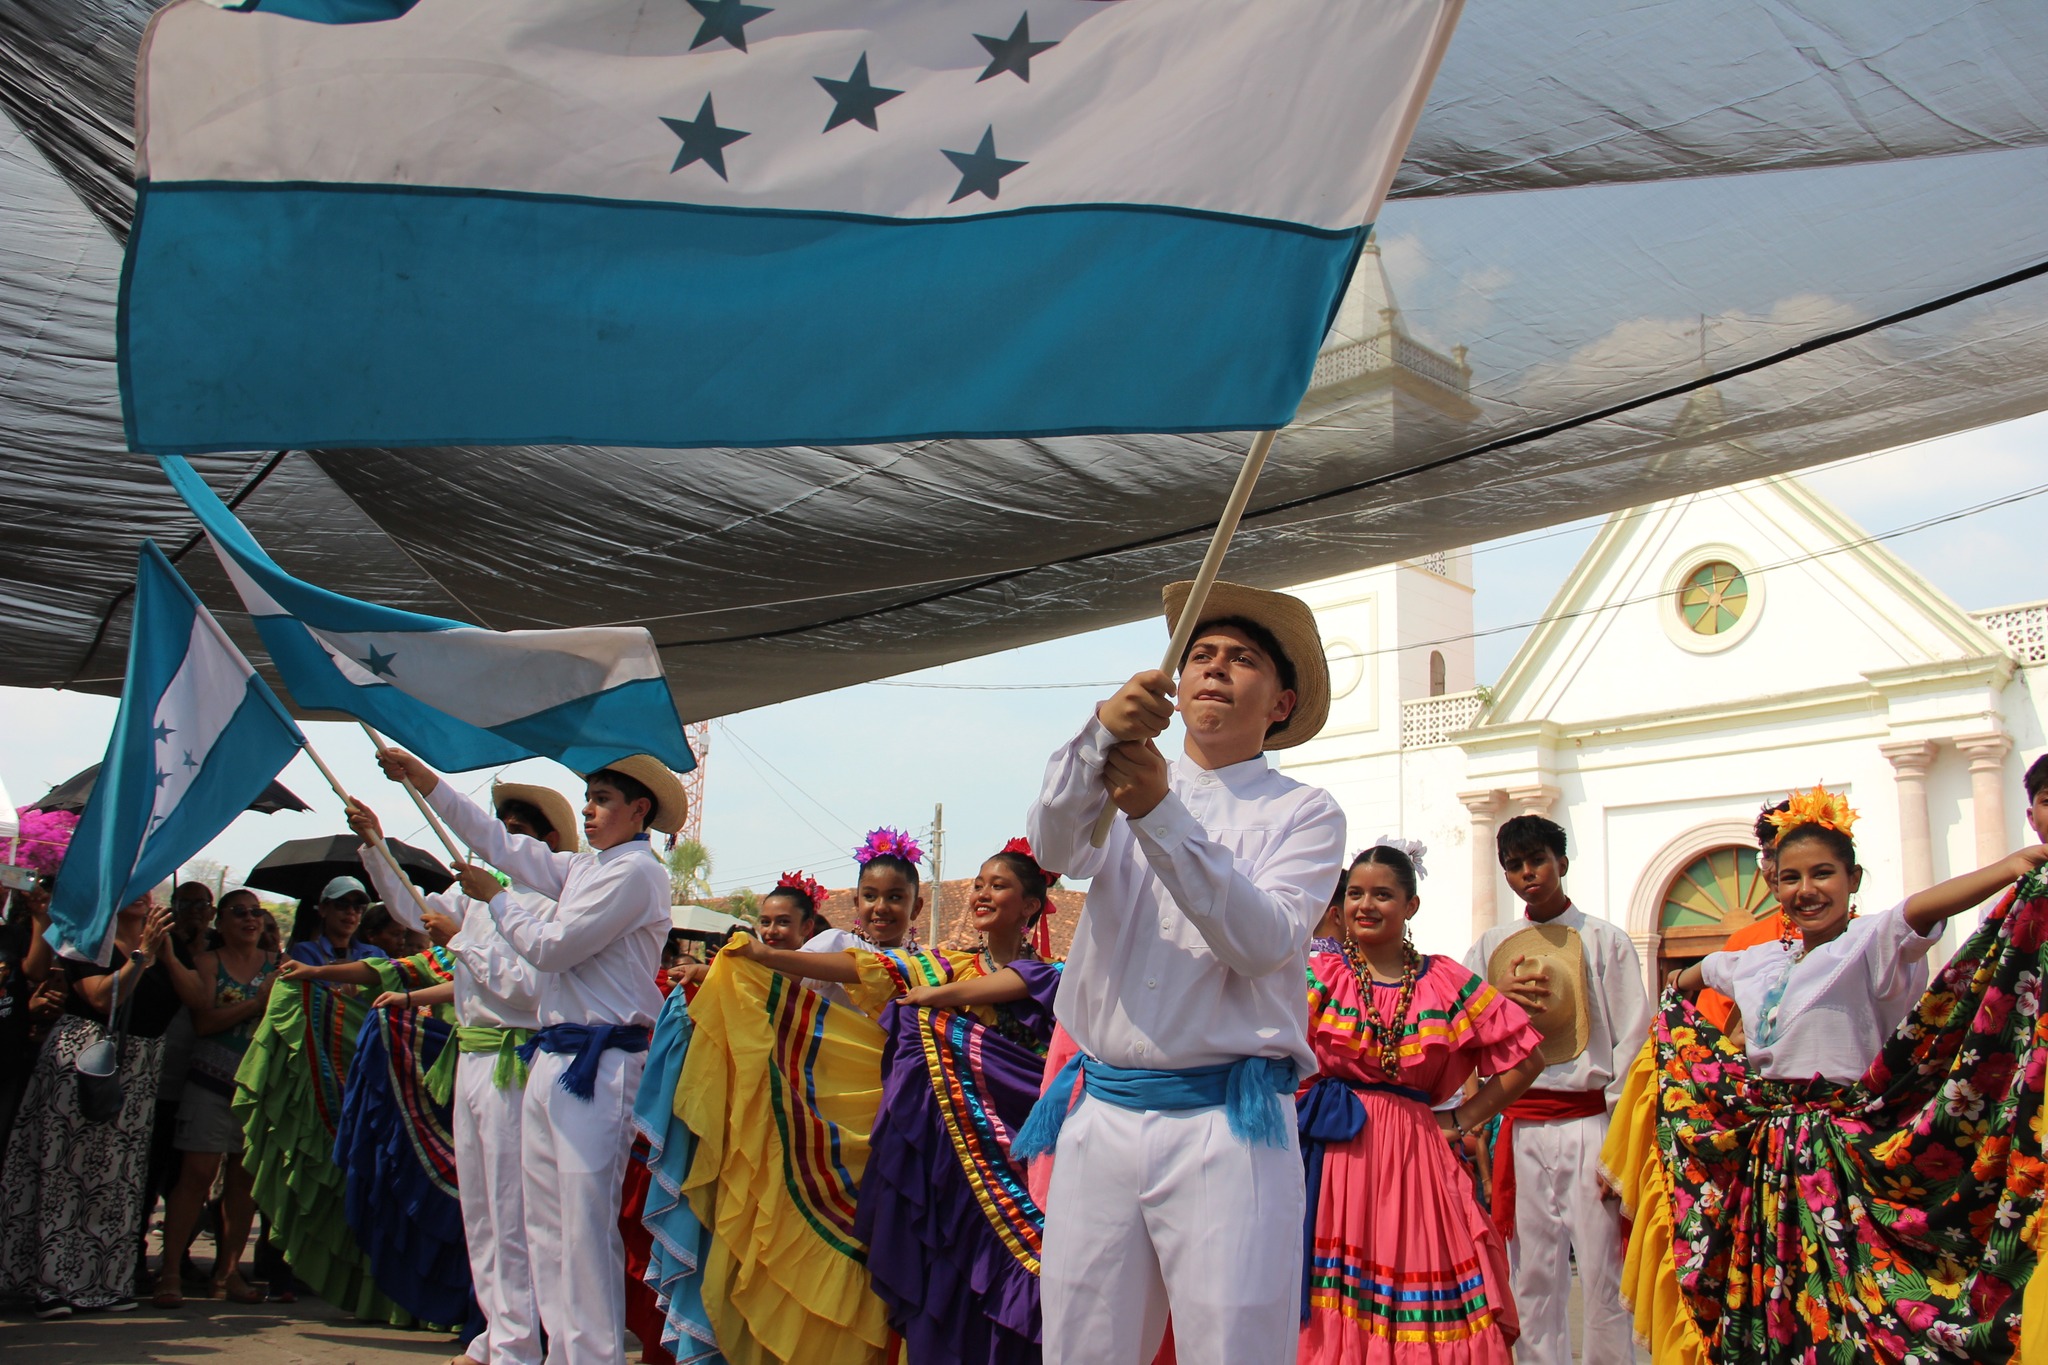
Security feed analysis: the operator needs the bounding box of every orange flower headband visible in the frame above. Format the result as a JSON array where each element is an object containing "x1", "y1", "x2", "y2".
[{"x1": 1765, "y1": 784, "x2": 1858, "y2": 837}]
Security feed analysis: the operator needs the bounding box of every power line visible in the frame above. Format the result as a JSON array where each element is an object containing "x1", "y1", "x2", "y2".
[{"x1": 716, "y1": 722, "x2": 862, "y2": 836}]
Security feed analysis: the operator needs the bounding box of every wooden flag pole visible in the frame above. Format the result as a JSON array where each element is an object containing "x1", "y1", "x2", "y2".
[
  {"x1": 1089, "y1": 427, "x2": 1279, "y2": 848},
  {"x1": 356, "y1": 721, "x2": 472, "y2": 867},
  {"x1": 297, "y1": 737, "x2": 441, "y2": 924}
]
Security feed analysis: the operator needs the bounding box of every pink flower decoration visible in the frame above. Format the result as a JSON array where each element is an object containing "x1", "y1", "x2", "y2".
[
  {"x1": 853, "y1": 826, "x2": 924, "y2": 868},
  {"x1": 13, "y1": 807, "x2": 79, "y2": 875}
]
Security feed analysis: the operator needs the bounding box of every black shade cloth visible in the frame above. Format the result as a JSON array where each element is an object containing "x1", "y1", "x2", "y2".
[{"x1": 2, "y1": 1, "x2": 2047, "y2": 720}]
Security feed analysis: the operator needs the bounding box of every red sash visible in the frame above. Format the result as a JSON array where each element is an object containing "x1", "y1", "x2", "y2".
[{"x1": 1490, "y1": 1088, "x2": 1607, "y2": 1240}]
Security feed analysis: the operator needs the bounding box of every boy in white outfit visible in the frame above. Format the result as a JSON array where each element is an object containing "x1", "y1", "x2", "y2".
[{"x1": 1022, "y1": 580, "x2": 1345, "y2": 1365}]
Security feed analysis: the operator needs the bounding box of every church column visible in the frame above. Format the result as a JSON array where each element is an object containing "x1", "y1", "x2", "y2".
[
  {"x1": 1459, "y1": 789, "x2": 1507, "y2": 940},
  {"x1": 1503, "y1": 783, "x2": 1562, "y2": 820},
  {"x1": 1879, "y1": 740, "x2": 1940, "y2": 895},
  {"x1": 1955, "y1": 732, "x2": 2014, "y2": 866}
]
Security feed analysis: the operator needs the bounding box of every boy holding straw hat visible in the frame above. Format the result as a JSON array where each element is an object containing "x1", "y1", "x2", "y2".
[
  {"x1": 1020, "y1": 580, "x2": 1346, "y2": 1365},
  {"x1": 1463, "y1": 814, "x2": 1647, "y2": 1365},
  {"x1": 374, "y1": 748, "x2": 681, "y2": 1365}
]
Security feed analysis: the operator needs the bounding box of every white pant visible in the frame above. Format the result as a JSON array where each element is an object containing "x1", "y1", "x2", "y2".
[
  {"x1": 1505, "y1": 1110, "x2": 1633, "y2": 1365},
  {"x1": 521, "y1": 1048, "x2": 641, "y2": 1365},
  {"x1": 458, "y1": 1051, "x2": 541, "y2": 1365},
  {"x1": 1040, "y1": 1098, "x2": 1303, "y2": 1365}
]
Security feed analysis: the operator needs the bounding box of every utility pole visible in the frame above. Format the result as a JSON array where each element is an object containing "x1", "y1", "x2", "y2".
[{"x1": 929, "y1": 802, "x2": 944, "y2": 947}]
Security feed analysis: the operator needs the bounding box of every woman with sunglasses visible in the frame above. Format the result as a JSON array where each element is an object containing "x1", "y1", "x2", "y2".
[
  {"x1": 286, "y1": 876, "x2": 387, "y2": 968},
  {"x1": 153, "y1": 888, "x2": 280, "y2": 1307}
]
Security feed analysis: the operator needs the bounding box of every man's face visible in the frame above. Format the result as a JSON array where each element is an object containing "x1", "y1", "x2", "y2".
[
  {"x1": 1499, "y1": 846, "x2": 1566, "y2": 909},
  {"x1": 2029, "y1": 786, "x2": 2048, "y2": 843},
  {"x1": 499, "y1": 808, "x2": 562, "y2": 852},
  {"x1": 583, "y1": 781, "x2": 651, "y2": 851},
  {"x1": 174, "y1": 888, "x2": 216, "y2": 938},
  {"x1": 1177, "y1": 626, "x2": 1295, "y2": 753}
]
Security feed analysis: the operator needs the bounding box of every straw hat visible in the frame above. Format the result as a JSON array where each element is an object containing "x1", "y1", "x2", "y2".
[
  {"x1": 492, "y1": 781, "x2": 582, "y2": 854},
  {"x1": 1161, "y1": 580, "x2": 1330, "y2": 748},
  {"x1": 581, "y1": 755, "x2": 689, "y2": 836},
  {"x1": 1487, "y1": 922, "x2": 1592, "y2": 1067}
]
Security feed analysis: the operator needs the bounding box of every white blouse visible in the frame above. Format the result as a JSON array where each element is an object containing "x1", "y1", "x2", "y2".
[{"x1": 1699, "y1": 900, "x2": 1940, "y2": 1084}]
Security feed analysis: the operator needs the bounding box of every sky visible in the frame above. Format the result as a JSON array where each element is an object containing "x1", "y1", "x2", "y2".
[{"x1": 4, "y1": 410, "x2": 2046, "y2": 910}]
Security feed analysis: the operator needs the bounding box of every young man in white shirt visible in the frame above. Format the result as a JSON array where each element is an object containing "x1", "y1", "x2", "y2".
[
  {"x1": 346, "y1": 780, "x2": 574, "y2": 1365},
  {"x1": 1022, "y1": 581, "x2": 1345, "y2": 1365},
  {"x1": 380, "y1": 749, "x2": 679, "y2": 1365},
  {"x1": 1463, "y1": 814, "x2": 1648, "y2": 1365}
]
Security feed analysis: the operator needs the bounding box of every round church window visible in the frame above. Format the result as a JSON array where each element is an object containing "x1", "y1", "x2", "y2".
[
  {"x1": 1660, "y1": 845, "x2": 1777, "y2": 933},
  {"x1": 1679, "y1": 560, "x2": 1749, "y2": 636}
]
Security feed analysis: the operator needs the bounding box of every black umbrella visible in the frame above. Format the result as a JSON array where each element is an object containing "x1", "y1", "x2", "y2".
[
  {"x1": 32, "y1": 763, "x2": 311, "y2": 816},
  {"x1": 245, "y1": 834, "x2": 453, "y2": 902}
]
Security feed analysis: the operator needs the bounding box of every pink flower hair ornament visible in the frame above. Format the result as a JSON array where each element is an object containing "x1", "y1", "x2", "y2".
[{"x1": 853, "y1": 826, "x2": 924, "y2": 868}]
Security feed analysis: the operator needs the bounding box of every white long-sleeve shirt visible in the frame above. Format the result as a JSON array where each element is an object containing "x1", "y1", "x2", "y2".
[
  {"x1": 1700, "y1": 899, "x2": 1936, "y2": 1084},
  {"x1": 1464, "y1": 903, "x2": 1650, "y2": 1108},
  {"x1": 359, "y1": 840, "x2": 546, "y2": 1032},
  {"x1": 1027, "y1": 716, "x2": 1345, "y2": 1076},
  {"x1": 428, "y1": 782, "x2": 669, "y2": 1029}
]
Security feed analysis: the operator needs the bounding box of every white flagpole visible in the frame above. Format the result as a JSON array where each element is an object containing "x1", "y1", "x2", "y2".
[
  {"x1": 1088, "y1": 427, "x2": 1278, "y2": 848},
  {"x1": 297, "y1": 738, "x2": 441, "y2": 923},
  {"x1": 355, "y1": 721, "x2": 472, "y2": 866}
]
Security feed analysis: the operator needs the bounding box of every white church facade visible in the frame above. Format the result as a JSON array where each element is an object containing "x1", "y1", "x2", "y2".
[{"x1": 1276, "y1": 474, "x2": 2048, "y2": 995}]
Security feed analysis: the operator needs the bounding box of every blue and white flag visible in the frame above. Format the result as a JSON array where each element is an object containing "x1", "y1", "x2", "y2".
[
  {"x1": 121, "y1": 0, "x2": 1461, "y2": 453},
  {"x1": 160, "y1": 455, "x2": 697, "y2": 776},
  {"x1": 49, "y1": 542, "x2": 305, "y2": 964}
]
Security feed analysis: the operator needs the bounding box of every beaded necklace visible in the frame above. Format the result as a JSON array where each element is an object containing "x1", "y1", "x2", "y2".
[{"x1": 1338, "y1": 934, "x2": 1420, "y2": 1077}]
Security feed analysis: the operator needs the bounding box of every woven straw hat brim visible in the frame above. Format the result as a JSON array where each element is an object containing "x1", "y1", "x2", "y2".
[
  {"x1": 1161, "y1": 580, "x2": 1330, "y2": 748},
  {"x1": 580, "y1": 754, "x2": 688, "y2": 836},
  {"x1": 1487, "y1": 923, "x2": 1592, "y2": 1068},
  {"x1": 491, "y1": 781, "x2": 582, "y2": 855}
]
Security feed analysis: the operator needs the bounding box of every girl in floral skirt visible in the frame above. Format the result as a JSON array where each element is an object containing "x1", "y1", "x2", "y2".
[{"x1": 1608, "y1": 785, "x2": 2048, "y2": 1363}]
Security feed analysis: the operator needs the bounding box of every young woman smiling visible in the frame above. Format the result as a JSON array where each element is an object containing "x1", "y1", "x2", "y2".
[
  {"x1": 1608, "y1": 786, "x2": 2048, "y2": 1363},
  {"x1": 1296, "y1": 841, "x2": 1546, "y2": 1364},
  {"x1": 720, "y1": 833, "x2": 1066, "y2": 1365}
]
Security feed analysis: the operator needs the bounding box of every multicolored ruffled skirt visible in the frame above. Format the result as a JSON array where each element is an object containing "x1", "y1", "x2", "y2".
[{"x1": 1602, "y1": 884, "x2": 2048, "y2": 1364}]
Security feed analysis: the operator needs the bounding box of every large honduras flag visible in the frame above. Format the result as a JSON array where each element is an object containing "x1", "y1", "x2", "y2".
[
  {"x1": 160, "y1": 455, "x2": 697, "y2": 776},
  {"x1": 120, "y1": 0, "x2": 1461, "y2": 454},
  {"x1": 49, "y1": 542, "x2": 304, "y2": 963}
]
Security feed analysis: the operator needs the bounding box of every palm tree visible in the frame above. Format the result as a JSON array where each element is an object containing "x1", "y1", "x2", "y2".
[{"x1": 664, "y1": 838, "x2": 714, "y2": 904}]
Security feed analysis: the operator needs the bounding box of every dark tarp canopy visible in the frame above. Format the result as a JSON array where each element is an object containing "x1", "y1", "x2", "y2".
[{"x1": 4, "y1": 0, "x2": 2048, "y2": 722}]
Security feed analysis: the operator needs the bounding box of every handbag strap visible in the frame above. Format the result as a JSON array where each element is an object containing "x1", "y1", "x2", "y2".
[{"x1": 100, "y1": 946, "x2": 139, "y2": 1056}]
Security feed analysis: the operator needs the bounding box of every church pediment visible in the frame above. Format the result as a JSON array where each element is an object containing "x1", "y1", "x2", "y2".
[{"x1": 1477, "y1": 475, "x2": 2007, "y2": 731}]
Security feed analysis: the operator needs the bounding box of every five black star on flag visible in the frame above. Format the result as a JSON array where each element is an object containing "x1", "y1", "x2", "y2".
[
  {"x1": 663, "y1": 96, "x2": 751, "y2": 180},
  {"x1": 660, "y1": 8, "x2": 1054, "y2": 197}
]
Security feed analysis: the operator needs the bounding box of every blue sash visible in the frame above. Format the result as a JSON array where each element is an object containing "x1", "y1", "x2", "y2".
[
  {"x1": 517, "y1": 1022, "x2": 650, "y2": 1100},
  {"x1": 1295, "y1": 1076, "x2": 1431, "y2": 1320},
  {"x1": 1011, "y1": 1051, "x2": 1296, "y2": 1160}
]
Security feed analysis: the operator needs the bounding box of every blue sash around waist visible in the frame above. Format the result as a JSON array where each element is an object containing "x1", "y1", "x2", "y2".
[
  {"x1": 516, "y1": 1022, "x2": 650, "y2": 1100},
  {"x1": 1296, "y1": 1075, "x2": 1432, "y2": 1320},
  {"x1": 1010, "y1": 1051, "x2": 1296, "y2": 1160}
]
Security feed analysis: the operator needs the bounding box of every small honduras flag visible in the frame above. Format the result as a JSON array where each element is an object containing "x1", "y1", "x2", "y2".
[
  {"x1": 160, "y1": 455, "x2": 697, "y2": 776},
  {"x1": 120, "y1": 0, "x2": 1462, "y2": 454},
  {"x1": 48, "y1": 542, "x2": 305, "y2": 964}
]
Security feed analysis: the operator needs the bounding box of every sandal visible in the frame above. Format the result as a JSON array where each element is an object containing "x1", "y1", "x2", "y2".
[
  {"x1": 214, "y1": 1273, "x2": 266, "y2": 1304},
  {"x1": 150, "y1": 1278, "x2": 184, "y2": 1310}
]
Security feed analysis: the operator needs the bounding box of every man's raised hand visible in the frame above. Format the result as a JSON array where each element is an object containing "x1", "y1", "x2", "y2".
[
  {"x1": 374, "y1": 746, "x2": 439, "y2": 795},
  {"x1": 1097, "y1": 670, "x2": 1175, "y2": 743}
]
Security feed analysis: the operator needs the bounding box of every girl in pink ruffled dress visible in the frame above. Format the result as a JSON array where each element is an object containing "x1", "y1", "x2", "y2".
[{"x1": 1298, "y1": 841, "x2": 1547, "y2": 1365}]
